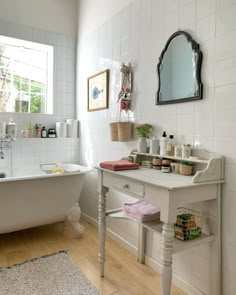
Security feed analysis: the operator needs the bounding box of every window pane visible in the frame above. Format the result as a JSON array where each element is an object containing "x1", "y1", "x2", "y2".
[
  {"x1": 0, "y1": 35, "x2": 53, "y2": 114},
  {"x1": 30, "y1": 94, "x2": 45, "y2": 113}
]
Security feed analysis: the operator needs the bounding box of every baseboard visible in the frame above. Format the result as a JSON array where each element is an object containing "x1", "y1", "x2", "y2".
[
  {"x1": 81, "y1": 213, "x2": 204, "y2": 295},
  {"x1": 145, "y1": 256, "x2": 204, "y2": 295},
  {"x1": 81, "y1": 213, "x2": 137, "y2": 255}
]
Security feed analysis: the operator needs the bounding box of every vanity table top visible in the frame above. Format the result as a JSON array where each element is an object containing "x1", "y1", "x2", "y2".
[{"x1": 97, "y1": 167, "x2": 224, "y2": 190}]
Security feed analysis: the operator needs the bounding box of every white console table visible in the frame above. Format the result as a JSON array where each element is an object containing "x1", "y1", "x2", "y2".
[{"x1": 97, "y1": 149, "x2": 224, "y2": 295}]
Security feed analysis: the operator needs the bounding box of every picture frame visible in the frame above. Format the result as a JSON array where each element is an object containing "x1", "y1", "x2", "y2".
[{"x1": 87, "y1": 69, "x2": 109, "y2": 111}]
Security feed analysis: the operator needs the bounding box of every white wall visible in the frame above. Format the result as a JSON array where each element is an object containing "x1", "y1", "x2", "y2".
[
  {"x1": 77, "y1": 0, "x2": 236, "y2": 294},
  {"x1": 0, "y1": 0, "x2": 78, "y2": 38},
  {"x1": 78, "y1": 0, "x2": 133, "y2": 37}
]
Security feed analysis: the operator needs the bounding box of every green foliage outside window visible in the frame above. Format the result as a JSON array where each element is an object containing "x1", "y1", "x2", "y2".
[{"x1": 13, "y1": 74, "x2": 45, "y2": 113}]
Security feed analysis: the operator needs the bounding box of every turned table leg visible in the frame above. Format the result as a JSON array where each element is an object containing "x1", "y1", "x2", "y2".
[
  {"x1": 98, "y1": 187, "x2": 108, "y2": 277},
  {"x1": 137, "y1": 223, "x2": 146, "y2": 263},
  {"x1": 161, "y1": 223, "x2": 175, "y2": 295}
]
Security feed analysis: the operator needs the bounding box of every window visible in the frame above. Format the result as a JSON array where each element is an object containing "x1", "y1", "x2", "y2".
[{"x1": 0, "y1": 35, "x2": 53, "y2": 114}]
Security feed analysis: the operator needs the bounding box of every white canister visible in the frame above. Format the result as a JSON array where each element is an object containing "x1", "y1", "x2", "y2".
[
  {"x1": 0, "y1": 121, "x2": 6, "y2": 138},
  {"x1": 6, "y1": 118, "x2": 17, "y2": 137},
  {"x1": 66, "y1": 119, "x2": 78, "y2": 138},
  {"x1": 182, "y1": 144, "x2": 191, "y2": 158},
  {"x1": 150, "y1": 138, "x2": 159, "y2": 154},
  {"x1": 174, "y1": 145, "x2": 182, "y2": 157},
  {"x1": 56, "y1": 122, "x2": 67, "y2": 138}
]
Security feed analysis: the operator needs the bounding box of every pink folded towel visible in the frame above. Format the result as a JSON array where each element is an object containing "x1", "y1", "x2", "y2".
[
  {"x1": 100, "y1": 159, "x2": 139, "y2": 171},
  {"x1": 123, "y1": 200, "x2": 160, "y2": 222}
]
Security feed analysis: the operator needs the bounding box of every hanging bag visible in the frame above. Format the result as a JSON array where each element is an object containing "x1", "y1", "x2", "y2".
[{"x1": 109, "y1": 63, "x2": 133, "y2": 142}]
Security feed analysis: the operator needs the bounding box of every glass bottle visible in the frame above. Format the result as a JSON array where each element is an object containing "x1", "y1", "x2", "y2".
[{"x1": 166, "y1": 135, "x2": 175, "y2": 156}]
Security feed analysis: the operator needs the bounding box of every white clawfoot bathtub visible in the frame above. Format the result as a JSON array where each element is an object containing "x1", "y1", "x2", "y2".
[{"x1": 0, "y1": 163, "x2": 90, "y2": 234}]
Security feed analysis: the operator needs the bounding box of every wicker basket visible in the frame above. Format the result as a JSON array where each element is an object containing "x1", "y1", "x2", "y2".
[
  {"x1": 109, "y1": 122, "x2": 119, "y2": 141},
  {"x1": 118, "y1": 122, "x2": 133, "y2": 141},
  {"x1": 109, "y1": 122, "x2": 133, "y2": 142},
  {"x1": 179, "y1": 163, "x2": 193, "y2": 175},
  {"x1": 174, "y1": 207, "x2": 205, "y2": 241}
]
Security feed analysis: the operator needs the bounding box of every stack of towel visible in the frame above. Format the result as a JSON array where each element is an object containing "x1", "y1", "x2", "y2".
[
  {"x1": 123, "y1": 200, "x2": 160, "y2": 222},
  {"x1": 100, "y1": 159, "x2": 139, "y2": 171}
]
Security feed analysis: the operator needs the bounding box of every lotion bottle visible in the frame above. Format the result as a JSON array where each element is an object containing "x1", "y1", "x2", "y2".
[{"x1": 160, "y1": 131, "x2": 168, "y2": 156}]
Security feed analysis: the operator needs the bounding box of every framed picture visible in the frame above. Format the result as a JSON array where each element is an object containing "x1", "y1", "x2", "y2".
[{"x1": 87, "y1": 69, "x2": 109, "y2": 111}]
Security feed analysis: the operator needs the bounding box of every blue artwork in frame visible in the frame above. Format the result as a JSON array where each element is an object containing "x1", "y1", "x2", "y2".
[{"x1": 87, "y1": 69, "x2": 109, "y2": 111}]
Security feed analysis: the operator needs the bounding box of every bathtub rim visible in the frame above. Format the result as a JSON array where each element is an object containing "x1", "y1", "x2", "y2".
[{"x1": 0, "y1": 164, "x2": 91, "y2": 183}]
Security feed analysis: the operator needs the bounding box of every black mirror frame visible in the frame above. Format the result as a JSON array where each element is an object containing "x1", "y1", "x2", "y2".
[{"x1": 156, "y1": 30, "x2": 203, "y2": 105}]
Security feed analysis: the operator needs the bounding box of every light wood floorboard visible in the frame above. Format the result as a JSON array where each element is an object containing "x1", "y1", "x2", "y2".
[{"x1": 0, "y1": 219, "x2": 186, "y2": 295}]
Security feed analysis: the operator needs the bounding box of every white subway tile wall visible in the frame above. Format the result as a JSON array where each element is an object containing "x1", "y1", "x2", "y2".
[
  {"x1": 0, "y1": 138, "x2": 80, "y2": 176},
  {"x1": 77, "y1": 0, "x2": 236, "y2": 294}
]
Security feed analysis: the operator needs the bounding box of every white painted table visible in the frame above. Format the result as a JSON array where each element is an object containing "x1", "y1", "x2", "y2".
[{"x1": 97, "y1": 149, "x2": 224, "y2": 295}]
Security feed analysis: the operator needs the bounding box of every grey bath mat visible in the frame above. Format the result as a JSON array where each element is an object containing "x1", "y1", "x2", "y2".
[{"x1": 0, "y1": 251, "x2": 102, "y2": 295}]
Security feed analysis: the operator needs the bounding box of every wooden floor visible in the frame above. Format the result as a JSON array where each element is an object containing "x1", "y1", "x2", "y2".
[{"x1": 0, "y1": 219, "x2": 186, "y2": 295}]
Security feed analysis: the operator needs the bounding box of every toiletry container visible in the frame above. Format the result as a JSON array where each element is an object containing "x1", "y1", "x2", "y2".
[
  {"x1": 162, "y1": 164, "x2": 171, "y2": 173},
  {"x1": 166, "y1": 135, "x2": 175, "y2": 156},
  {"x1": 56, "y1": 122, "x2": 67, "y2": 138},
  {"x1": 0, "y1": 121, "x2": 6, "y2": 138},
  {"x1": 150, "y1": 138, "x2": 159, "y2": 154},
  {"x1": 41, "y1": 126, "x2": 47, "y2": 138},
  {"x1": 152, "y1": 158, "x2": 162, "y2": 170},
  {"x1": 174, "y1": 145, "x2": 182, "y2": 157},
  {"x1": 171, "y1": 162, "x2": 179, "y2": 174},
  {"x1": 159, "y1": 131, "x2": 168, "y2": 156},
  {"x1": 179, "y1": 163, "x2": 193, "y2": 175},
  {"x1": 182, "y1": 144, "x2": 191, "y2": 158},
  {"x1": 48, "y1": 128, "x2": 57, "y2": 138},
  {"x1": 6, "y1": 118, "x2": 17, "y2": 137},
  {"x1": 66, "y1": 119, "x2": 78, "y2": 138},
  {"x1": 37, "y1": 124, "x2": 42, "y2": 138},
  {"x1": 28, "y1": 121, "x2": 33, "y2": 138}
]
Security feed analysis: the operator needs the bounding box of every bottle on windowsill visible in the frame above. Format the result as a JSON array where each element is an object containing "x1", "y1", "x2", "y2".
[
  {"x1": 28, "y1": 121, "x2": 33, "y2": 138},
  {"x1": 41, "y1": 126, "x2": 47, "y2": 138}
]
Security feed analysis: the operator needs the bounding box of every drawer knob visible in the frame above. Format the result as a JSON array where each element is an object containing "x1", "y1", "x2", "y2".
[{"x1": 123, "y1": 184, "x2": 130, "y2": 189}]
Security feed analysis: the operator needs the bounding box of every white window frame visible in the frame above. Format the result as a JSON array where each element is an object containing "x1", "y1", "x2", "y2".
[{"x1": 0, "y1": 35, "x2": 53, "y2": 114}]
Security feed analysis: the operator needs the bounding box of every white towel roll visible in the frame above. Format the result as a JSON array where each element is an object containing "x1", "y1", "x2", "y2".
[
  {"x1": 66, "y1": 119, "x2": 78, "y2": 138},
  {"x1": 56, "y1": 122, "x2": 67, "y2": 138}
]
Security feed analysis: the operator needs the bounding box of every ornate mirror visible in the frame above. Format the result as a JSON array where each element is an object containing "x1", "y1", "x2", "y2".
[{"x1": 156, "y1": 31, "x2": 203, "y2": 105}]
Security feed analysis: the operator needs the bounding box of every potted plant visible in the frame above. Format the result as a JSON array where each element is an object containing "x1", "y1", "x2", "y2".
[{"x1": 135, "y1": 124, "x2": 152, "y2": 153}]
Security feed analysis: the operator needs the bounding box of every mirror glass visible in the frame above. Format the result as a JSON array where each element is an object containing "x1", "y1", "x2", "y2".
[{"x1": 156, "y1": 31, "x2": 203, "y2": 105}]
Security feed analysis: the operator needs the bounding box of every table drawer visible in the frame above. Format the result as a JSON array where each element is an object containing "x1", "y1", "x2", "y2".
[{"x1": 103, "y1": 173, "x2": 144, "y2": 198}]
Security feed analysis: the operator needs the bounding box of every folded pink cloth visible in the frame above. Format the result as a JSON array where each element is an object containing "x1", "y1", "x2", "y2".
[
  {"x1": 123, "y1": 200, "x2": 160, "y2": 222},
  {"x1": 100, "y1": 159, "x2": 139, "y2": 171}
]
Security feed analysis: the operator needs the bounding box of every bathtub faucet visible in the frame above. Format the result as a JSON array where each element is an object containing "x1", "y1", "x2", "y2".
[
  {"x1": 0, "y1": 149, "x2": 4, "y2": 160},
  {"x1": 0, "y1": 137, "x2": 14, "y2": 160}
]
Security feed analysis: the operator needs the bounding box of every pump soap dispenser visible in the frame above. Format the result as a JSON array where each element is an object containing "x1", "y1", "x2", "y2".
[{"x1": 160, "y1": 131, "x2": 168, "y2": 156}]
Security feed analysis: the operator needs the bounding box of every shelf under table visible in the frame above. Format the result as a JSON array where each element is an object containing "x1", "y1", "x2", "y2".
[{"x1": 107, "y1": 210, "x2": 215, "y2": 254}]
